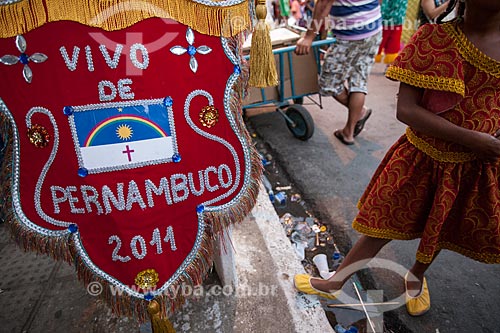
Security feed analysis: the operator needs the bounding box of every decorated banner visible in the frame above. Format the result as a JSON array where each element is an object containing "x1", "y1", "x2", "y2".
[{"x1": 0, "y1": 0, "x2": 269, "y2": 325}]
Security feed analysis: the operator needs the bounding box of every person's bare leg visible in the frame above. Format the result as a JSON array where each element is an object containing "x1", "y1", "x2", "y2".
[
  {"x1": 310, "y1": 235, "x2": 391, "y2": 292},
  {"x1": 406, "y1": 253, "x2": 439, "y2": 296},
  {"x1": 343, "y1": 92, "x2": 365, "y2": 141},
  {"x1": 334, "y1": 87, "x2": 350, "y2": 107},
  {"x1": 333, "y1": 91, "x2": 368, "y2": 141}
]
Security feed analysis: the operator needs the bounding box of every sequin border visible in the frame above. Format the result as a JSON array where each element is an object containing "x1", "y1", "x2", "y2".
[
  {"x1": 183, "y1": 0, "x2": 245, "y2": 7},
  {"x1": 27, "y1": 107, "x2": 72, "y2": 227},
  {"x1": 0, "y1": 99, "x2": 70, "y2": 237},
  {"x1": 183, "y1": 90, "x2": 241, "y2": 207}
]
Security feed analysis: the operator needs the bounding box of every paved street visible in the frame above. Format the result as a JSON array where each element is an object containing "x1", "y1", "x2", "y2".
[{"x1": 246, "y1": 62, "x2": 500, "y2": 333}]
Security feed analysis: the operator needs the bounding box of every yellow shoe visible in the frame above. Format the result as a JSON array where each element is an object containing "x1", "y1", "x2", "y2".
[
  {"x1": 383, "y1": 53, "x2": 398, "y2": 64},
  {"x1": 405, "y1": 272, "x2": 431, "y2": 316},
  {"x1": 293, "y1": 274, "x2": 338, "y2": 300}
]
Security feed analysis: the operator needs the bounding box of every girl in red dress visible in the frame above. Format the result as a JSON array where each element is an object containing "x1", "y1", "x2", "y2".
[{"x1": 295, "y1": 0, "x2": 500, "y2": 316}]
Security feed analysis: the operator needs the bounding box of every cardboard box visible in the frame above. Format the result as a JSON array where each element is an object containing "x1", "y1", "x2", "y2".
[{"x1": 243, "y1": 28, "x2": 320, "y2": 106}]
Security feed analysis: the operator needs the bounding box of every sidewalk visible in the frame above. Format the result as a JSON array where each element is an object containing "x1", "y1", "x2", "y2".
[{"x1": 0, "y1": 187, "x2": 333, "y2": 333}]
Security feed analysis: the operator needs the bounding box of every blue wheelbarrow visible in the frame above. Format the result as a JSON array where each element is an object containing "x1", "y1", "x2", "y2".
[{"x1": 244, "y1": 38, "x2": 335, "y2": 140}]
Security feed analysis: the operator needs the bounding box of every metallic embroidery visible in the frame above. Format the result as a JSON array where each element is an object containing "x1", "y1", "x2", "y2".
[
  {"x1": 199, "y1": 105, "x2": 219, "y2": 128},
  {"x1": 135, "y1": 269, "x2": 159, "y2": 289},
  {"x1": 170, "y1": 27, "x2": 212, "y2": 73},
  {"x1": 27, "y1": 123, "x2": 50, "y2": 148},
  {"x1": 1, "y1": 35, "x2": 48, "y2": 83},
  {"x1": 60, "y1": 46, "x2": 79, "y2": 71}
]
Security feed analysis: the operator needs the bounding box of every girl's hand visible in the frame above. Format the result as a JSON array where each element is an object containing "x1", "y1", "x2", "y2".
[{"x1": 468, "y1": 131, "x2": 500, "y2": 162}]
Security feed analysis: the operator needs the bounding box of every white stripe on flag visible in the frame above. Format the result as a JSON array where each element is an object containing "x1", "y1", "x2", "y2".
[{"x1": 80, "y1": 137, "x2": 174, "y2": 169}]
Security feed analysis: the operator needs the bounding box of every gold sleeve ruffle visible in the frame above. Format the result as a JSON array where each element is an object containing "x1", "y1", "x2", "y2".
[{"x1": 385, "y1": 22, "x2": 465, "y2": 97}]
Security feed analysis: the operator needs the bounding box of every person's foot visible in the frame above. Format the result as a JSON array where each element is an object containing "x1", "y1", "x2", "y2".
[
  {"x1": 294, "y1": 274, "x2": 339, "y2": 300},
  {"x1": 404, "y1": 272, "x2": 431, "y2": 316},
  {"x1": 310, "y1": 276, "x2": 338, "y2": 292},
  {"x1": 334, "y1": 129, "x2": 354, "y2": 145},
  {"x1": 405, "y1": 276, "x2": 423, "y2": 297}
]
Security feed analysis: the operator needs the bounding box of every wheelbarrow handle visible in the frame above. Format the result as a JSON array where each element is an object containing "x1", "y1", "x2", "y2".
[
  {"x1": 270, "y1": 38, "x2": 335, "y2": 54},
  {"x1": 243, "y1": 38, "x2": 335, "y2": 60}
]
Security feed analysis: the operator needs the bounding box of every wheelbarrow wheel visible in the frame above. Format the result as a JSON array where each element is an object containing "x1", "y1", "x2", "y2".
[{"x1": 285, "y1": 104, "x2": 314, "y2": 140}]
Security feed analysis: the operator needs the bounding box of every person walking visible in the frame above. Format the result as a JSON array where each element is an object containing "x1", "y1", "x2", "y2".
[
  {"x1": 375, "y1": 0, "x2": 409, "y2": 65},
  {"x1": 295, "y1": 0, "x2": 382, "y2": 145},
  {"x1": 295, "y1": 0, "x2": 500, "y2": 316}
]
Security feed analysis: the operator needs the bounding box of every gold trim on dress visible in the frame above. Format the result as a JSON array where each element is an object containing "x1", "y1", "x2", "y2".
[
  {"x1": 417, "y1": 242, "x2": 500, "y2": 264},
  {"x1": 385, "y1": 66, "x2": 465, "y2": 96},
  {"x1": 354, "y1": 221, "x2": 500, "y2": 264},
  {"x1": 0, "y1": 0, "x2": 250, "y2": 38},
  {"x1": 405, "y1": 127, "x2": 476, "y2": 163},
  {"x1": 443, "y1": 21, "x2": 500, "y2": 79},
  {"x1": 352, "y1": 220, "x2": 422, "y2": 240}
]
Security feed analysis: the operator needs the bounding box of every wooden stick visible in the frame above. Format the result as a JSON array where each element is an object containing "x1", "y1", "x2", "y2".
[{"x1": 327, "y1": 301, "x2": 400, "y2": 308}]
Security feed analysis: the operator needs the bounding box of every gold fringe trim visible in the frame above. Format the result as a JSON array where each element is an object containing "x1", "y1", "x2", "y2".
[
  {"x1": 416, "y1": 241, "x2": 500, "y2": 264},
  {"x1": 385, "y1": 66, "x2": 465, "y2": 96},
  {"x1": 356, "y1": 201, "x2": 362, "y2": 210},
  {"x1": 0, "y1": 33, "x2": 262, "y2": 320},
  {"x1": 0, "y1": 0, "x2": 250, "y2": 38},
  {"x1": 352, "y1": 219, "x2": 421, "y2": 240},
  {"x1": 442, "y1": 22, "x2": 500, "y2": 79},
  {"x1": 0, "y1": 0, "x2": 47, "y2": 39},
  {"x1": 405, "y1": 127, "x2": 476, "y2": 163},
  {"x1": 354, "y1": 220, "x2": 500, "y2": 265}
]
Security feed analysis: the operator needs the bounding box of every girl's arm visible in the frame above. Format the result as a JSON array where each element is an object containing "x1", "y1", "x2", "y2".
[
  {"x1": 421, "y1": 0, "x2": 450, "y2": 21},
  {"x1": 396, "y1": 83, "x2": 500, "y2": 162}
]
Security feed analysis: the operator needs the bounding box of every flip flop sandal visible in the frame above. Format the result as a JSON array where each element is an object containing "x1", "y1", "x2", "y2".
[
  {"x1": 334, "y1": 130, "x2": 354, "y2": 145},
  {"x1": 354, "y1": 108, "x2": 372, "y2": 137}
]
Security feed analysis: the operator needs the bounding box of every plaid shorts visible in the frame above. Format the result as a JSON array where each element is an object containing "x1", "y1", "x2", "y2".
[{"x1": 319, "y1": 31, "x2": 382, "y2": 96}]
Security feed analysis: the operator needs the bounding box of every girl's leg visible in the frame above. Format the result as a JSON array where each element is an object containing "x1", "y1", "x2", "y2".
[
  {"x1": 310, "y1": 235, "x2": 391, "y2": 292},
  {"x1": 406, "y1": 252, "x2": 439, "y2": 296}
]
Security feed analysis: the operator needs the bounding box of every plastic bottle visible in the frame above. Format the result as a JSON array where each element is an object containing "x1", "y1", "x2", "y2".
[
  {"x1": 274, "y1": 191, "x2": 287, "y2": 206},
  {"x1": 334, "y1": 324, "x2": 346, "y2": 333},
  {"x1": 334, "y1": 325, "x2": 358, "y2": 333},
  {"x1": 332, "y1": 251, "x2": 343, "y2": 270},
  {"x1": 261, "y1": 175, "x2": 275, "y2": 202}
]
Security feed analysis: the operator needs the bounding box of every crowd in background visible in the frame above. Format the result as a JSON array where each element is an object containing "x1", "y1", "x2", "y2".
[{"x1": 268, "y1": 0, "x2": 458, "y2": 65}]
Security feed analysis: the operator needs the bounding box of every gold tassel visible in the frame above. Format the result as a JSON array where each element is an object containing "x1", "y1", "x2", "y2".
[
  {"x1": 248, "y1": 0, "x2": 278, "y2": 88},
  {"x1": 147, "y1": 300, "x2": 176, "y2": 333}
]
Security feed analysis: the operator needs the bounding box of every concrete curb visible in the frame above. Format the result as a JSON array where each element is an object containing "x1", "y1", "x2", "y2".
[{"x1": 234, "y1": 186, "x2": 334, "y2": 332}]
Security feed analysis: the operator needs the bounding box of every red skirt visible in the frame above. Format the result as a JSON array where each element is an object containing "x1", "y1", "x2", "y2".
[{"x1": 353, "y1": 131, "x2": 500, "y2": 264}]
